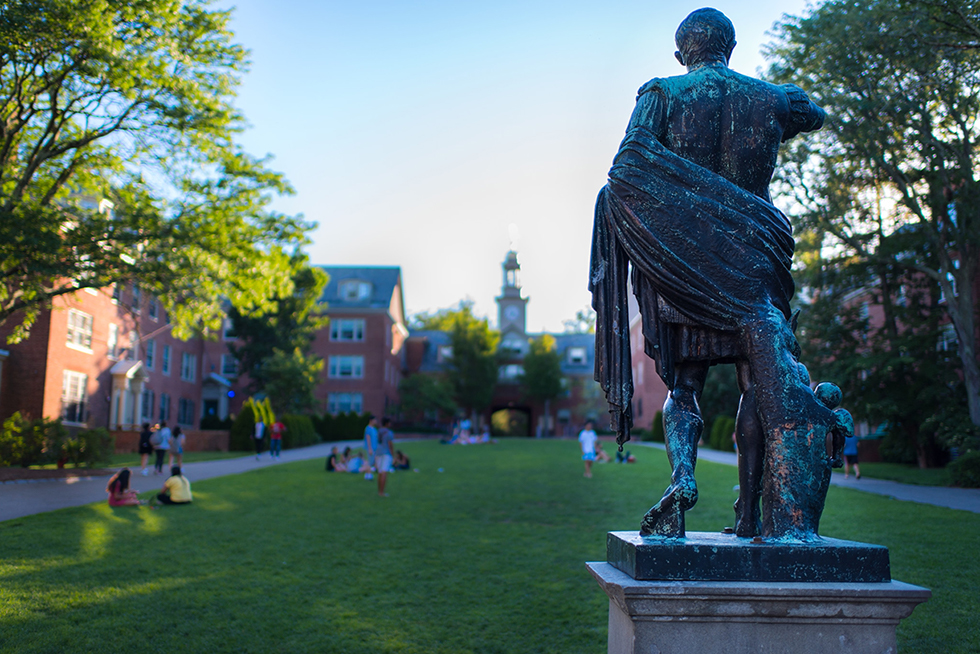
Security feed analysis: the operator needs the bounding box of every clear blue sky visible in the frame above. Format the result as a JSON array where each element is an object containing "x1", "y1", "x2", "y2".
[{"x1": 223, "y1": 0, "x2": 811, "y2": 332}]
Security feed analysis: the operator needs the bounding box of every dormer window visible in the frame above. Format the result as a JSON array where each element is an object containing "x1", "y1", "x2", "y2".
[
  {"x1": 567, "y1": 347, "x2": 587, "y2": 365},
  {"x1": 338, "y1": 280, "x2": 372, "y2": 301}
]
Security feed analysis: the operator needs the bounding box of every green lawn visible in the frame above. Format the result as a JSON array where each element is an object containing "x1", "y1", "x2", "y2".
[
  {"x1": 833, "y1": 461, "x2": 952, "y2": 487},
  {"x1": 1, "y1": 440, "x2": 977, "y2": 653}
]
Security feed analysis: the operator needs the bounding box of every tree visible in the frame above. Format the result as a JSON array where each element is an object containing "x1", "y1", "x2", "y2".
[
  {"x1": 228, "y1": 255, "x2": 328, "y2": 402},
  {"x1": 260, "y1": 347, "x2": 325, "y2": 416},
  {"x1": 412, "y1": 302, "x2": 499, "y2": 418},
  {"x1": 766, "y1": 0, "x2": 980, "y2": 445},
  {"x1": 520, "y1": 334, "x2": 564, "y2": 437},
  {"x1": 0, "y1": 0, "x2": 311, "y2": 343},
  {"x1": 562, "y1": 308, "x2": 596, "y2": 334},
  {"x1": 397, "y1": 374, "x2": 457, "y2": 424}
]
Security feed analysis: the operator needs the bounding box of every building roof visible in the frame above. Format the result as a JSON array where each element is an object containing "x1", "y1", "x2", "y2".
[
  {"x1": 407, "y1": 330, "x2": 452, "y2": 372},
  {"x1": 317, "y1": 266, "x2": 403, "y2": 311}
]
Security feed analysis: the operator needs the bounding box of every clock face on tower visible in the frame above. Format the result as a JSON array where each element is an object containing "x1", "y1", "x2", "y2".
[{"x1": 504, "y1": 305, "x2": 519, "y2": 321}]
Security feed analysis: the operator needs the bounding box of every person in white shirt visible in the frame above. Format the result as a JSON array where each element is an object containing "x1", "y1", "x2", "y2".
[{"x1": 579, "y1": 421, "x2": 598, "y2": 478}]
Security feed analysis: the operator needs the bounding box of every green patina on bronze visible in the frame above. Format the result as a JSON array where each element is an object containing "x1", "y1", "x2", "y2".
[{"x1": 590, "y1": 8, "x2": 853, "y2": 543}]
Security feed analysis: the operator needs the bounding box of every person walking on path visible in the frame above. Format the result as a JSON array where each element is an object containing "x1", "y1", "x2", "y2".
[
  {"x1": 579, "y1": 421, "x2": 598, "y2": 478},
  {"x1": 270, "y1": 419, "x2": 285, "y2": 459},
  {"x1": 153, "y1": 422, "x2": 172, "y2": 475},
  {"x1": 363, "y1": 417, "x2": 379, "y2": 480},
  {"x1": 170, "y1": 426, "x2": 186, "y2": 468},
  {"x1": 843, "y1": 434, "x2": 861, "y2": 479},
  {"x1": 375, "y1": 418, "x2": 395, "y2": 497},
  {"x1": 138, "y1": 423, "x2": 154, "y2": 476},
  {"x1": 254, "y1": 418, "x2": 266, "y2": 460},
  {"x1": 153, "y1": 466, "x2": 192, "y2": 506}
]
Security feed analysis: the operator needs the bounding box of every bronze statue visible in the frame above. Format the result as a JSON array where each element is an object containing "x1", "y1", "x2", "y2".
[{"x1": 590, "y1": 8, "x2": 852, "y2": 541}]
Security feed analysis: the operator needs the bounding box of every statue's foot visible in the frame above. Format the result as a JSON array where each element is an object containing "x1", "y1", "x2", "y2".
[
  {"x1": 639, "y1": 478, "x2": 697, "y2": 537},
  {"x1": 733, "y1": 500, "x2": 761, "y2": 538}
]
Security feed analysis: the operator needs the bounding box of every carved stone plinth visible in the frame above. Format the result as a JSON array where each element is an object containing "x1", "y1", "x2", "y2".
[
  {"x1": 607, "y1": 531, "x2": 891, "y2": 583},
  {"x1": 588, "y1": 561, "x2": 930, "y2": 654}
]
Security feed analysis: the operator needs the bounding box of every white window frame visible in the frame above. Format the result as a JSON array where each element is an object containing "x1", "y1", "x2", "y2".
[
  {"x1": 145, "y1": 339, "x2": 155, "y2": 370},
  {"x1": 338, "y1": 280, "x2": 371, "y2": 301},
  {"x1": 159, "y1": 393, "x2": 171, "y2": 422},
  {"x1": 327, "y1": 392, "x2": 363, "y2": 415},
  {"x1": 141, "y1": 389, "x2": 155, "y2": 422},
  {"x1": 222, "y1": 317, "x2": 236, "y2": 340},
  {"x1": 221, "y1": 354, "x2": 238, "y2": 377},
  {"x1": 107, "y1": 323, "x2": 119, "y2": 360},
  {"x1": 568, "y1": 347, "x2": 587, "y2": 365},
  {"x1": 330, "y1": 318, "x2": 365, "y2": 342},
  {"x1": 61, "y1": 371, "x2": 88, "y2": 424},
  {"x1": 66, "y1": 309, "x2": 94, "y2": 351},
  {"x1": 177, "y1": 398, "x2": 195, "y2": 426},
  {"x1": 180, "y1": 353, "x2": 197, "y2": 382},
  {"x1": 162, "y1": 345, "x2": 171, "y2": 375},
  {"x1": 148, "y1": 298, "x2": 158, "y2": 320},
  {"x1": 437, "y1": 346, "x2": 453, "y2": 362},
  {"x1": 328, "y1": 355, "x2": 364, "y2": 379}
]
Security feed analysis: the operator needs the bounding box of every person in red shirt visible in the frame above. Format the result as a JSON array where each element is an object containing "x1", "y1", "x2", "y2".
[{"x1": 270, "y1": 420, "x2": 286, "y2": 459}]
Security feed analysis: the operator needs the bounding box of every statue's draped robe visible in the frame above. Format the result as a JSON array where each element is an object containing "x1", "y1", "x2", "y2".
[{"x1": 590, "y1": 127, "x2": 796, "y2": 446}]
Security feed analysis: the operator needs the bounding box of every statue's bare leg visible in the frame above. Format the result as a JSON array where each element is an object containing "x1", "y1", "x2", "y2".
[
  {"x1": 733, "y1": 360, "x2": 763, "y2": 537},
  {"x1": 640, "y1": 361, "x2": 708, "y2": 537}
]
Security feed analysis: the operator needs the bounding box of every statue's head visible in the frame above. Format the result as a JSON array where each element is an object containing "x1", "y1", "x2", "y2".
[{"x1": 674, "y1": 8, "x2": 736, "y2": 68}]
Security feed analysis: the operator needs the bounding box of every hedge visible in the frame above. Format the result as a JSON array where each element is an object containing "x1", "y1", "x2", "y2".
[
  {"x1": 281, "y1": 414, "x2": 319, "y2": 449},
  {"x1": 949, "y1": 451, "x2": 980, "y2": 488},
  {"x1": 312, "y1": 412, "x2": 373, "y2": 442}
]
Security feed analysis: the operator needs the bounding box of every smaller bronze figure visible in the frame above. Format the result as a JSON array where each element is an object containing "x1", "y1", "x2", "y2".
[{"x1": 590, "y1": 8, "x2": 853, "y2": 541}]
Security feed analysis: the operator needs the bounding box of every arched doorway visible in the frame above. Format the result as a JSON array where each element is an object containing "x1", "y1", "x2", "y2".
[{"x1": 490, "y1": 406, "x2": 532, "y2": 437}]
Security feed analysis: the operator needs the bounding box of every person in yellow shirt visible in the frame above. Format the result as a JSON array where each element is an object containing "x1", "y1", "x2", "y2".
[{"x1": 154, "y1": 466, "x2": 193, "y2": 505}]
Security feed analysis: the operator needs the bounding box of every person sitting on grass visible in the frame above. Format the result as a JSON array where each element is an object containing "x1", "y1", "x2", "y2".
[
  {"x1": 326, "y1": 446, "x2": 343, "y2": 472},
  {"x1": 594, "y1": 441, "x2": 612, "y2": 463},
  {"x1": 345, "y1": 450, "x2": 372, "y2": 474},
  {"x1": 153, "y1": 466, "x2": 192, "y2": 506},
  {"x1": 393, "y1": 450, "x2": 411, "y2": 470},
  {"x1": 106, "y1": 468, "x2": 143, "y2": 506}
]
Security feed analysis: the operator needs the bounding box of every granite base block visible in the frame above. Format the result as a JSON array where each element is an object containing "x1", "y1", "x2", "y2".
[
  {"x1": 588, "y1": 561, "x2": 931, "y2": 654},
  {"x1": 608, "y1": 531, "x2": 891, "y2": 582}
]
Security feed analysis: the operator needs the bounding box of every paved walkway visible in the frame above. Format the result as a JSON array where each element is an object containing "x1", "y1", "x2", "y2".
[
  {"x1": 0, "y1": 441, "x2": 357, "y2": 523},
  {"x1": 635, "y1": 442, "x2": 980, "y2": 514},
  {"x1": 3, "y1": 440, "x2": 979, "y2": 522}
]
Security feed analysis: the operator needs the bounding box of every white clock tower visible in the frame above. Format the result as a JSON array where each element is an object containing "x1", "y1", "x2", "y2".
[{"x1": 496, "y1": 250, "x2": 529, "y2": 355}]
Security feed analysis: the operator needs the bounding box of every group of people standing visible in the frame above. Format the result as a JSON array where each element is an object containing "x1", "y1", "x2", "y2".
[{"x1": 137, "y1": 421, "x2": 185, "y2": 476}]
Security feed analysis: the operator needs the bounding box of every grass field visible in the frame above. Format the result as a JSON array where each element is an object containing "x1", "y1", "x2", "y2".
[
  {"x1": 832, "y1": 461, "x2": 952, "y2": 487},
  {"x1": 1, "y1": 440, "x2": 977, "y2": 653},
  {"x1": 28, "y1": 451, "x2": 248, "y2": 472}
]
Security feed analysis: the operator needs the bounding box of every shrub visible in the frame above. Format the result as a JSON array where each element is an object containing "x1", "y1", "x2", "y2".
[
  {"x1": 281, "y1": 414, "x2": 318, "y2": 449},
  {"x1": 63, "y1": 428, "x2": 114, "y2": 468},
  {"x1": 200, "y1": 414, "x2": 234, "y2": 430},
  {"x1": 647, "y1": 411, "x2": 665, "y2": 443},
  {"x1": 0, "y1": 413, "x2": 66, "y2": 467},
  {"x1": 949, "y1": 451, "x2": 980, "y2": 488},
  {"x1": 708, "y1": 415, "x2": 736, "y2": 452},
  {"x1": 230, "y1": 401, "x2": 256, "y2": 451},
  {"x1": 313, "y1": 412, "x2": 373, "y2": 442}
]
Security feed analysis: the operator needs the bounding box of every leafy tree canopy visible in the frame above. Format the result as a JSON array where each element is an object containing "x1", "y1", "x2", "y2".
[
  {"x1": 397, "y1": 374, "x2": 457, "y2": 424},
  {"x1": 562, "y1": 308, "x2": 596, "y2": 334},
  {"x1": 228, "y1": 254, "x2": 328, "y2": 407},
  {"x1": 766, "y1": 0, "x2": 980, "y2": 438},
  {"x1": 0, "y1": 0, "x2": 312, "y2": 343},
  {"x1": 521, "y1": 334, "x2": 563, "y2": 403},
  {"x1": 411, "y1": 301, "x2": 499, "y2": 415}
]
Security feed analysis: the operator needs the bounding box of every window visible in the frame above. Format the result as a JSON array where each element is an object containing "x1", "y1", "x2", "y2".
[
  {"x1": 145, "y1": 339, "x2": 155, "y2": 370},
  {"x1": 938, "y1": 324, "x2": 958, "y2": 352},
  {"x1": 162, "y1": 345, "x2": 171, "y2": 375},
  {"x1": 222, "y1": 318, "x2": 236, "y2": 340},
  {"x1": 141, "y1": 390, "x2": 154, "y2": 421},
  {"x1": 221, "y1": 354, "x2": 238, "y2": 376},
  {"x1": 181, "y1": 353, "x2": 197, "y2": 382},
  {"x1": 126, "y1": 331, "x2": 138, "y2": 360},
  {"x1": 328, "y1": 355, "x2": 364, "y2": 379},
  {"x1": 567, "y1": 347, "x2": 587, "y2": 365},
  {"x1": 328, "y1": 393, "x2": 363, "y2": 414},
  {"x1": 61, "y1": 371, "x2": 87, "y2": 423},
  {"x1": 338, "y1": 280, "x2": 371, "y2": 301},
  {"x1": 66, "y1": 309, "x2": 94, "y2": 350},
  {"x1": 112, "y1": 284, "x2": 122, "y2": 303},
  {"x1": 330, "y1": 318, "x2": 365, "y2": 342},
  {"x1": 148, "y1": 299, "x2": 158, "y2": 320},
  {"x1": 159, "y1": 393, "x2": 171, "y2": 422},
  {"x1": 131, "y1": 284, "x2": 141, "y2": 313},
  {"x1": 177, "y1": 398, "x2": 195, "y2": 425},
  {"x1": 437, "y1": 346, "x2": 453, "y2": 363},
  {"x1": 107, "y1": 324, "x2": 119, "y2": 359},
  {"x1": 499, "y1": 364, "x2": 524, "y2": 381}
]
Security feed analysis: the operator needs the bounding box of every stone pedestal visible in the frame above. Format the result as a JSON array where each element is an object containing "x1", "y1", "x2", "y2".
[{"x1": 588, "y1": 561, "x2": 931, "y2": 654}]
